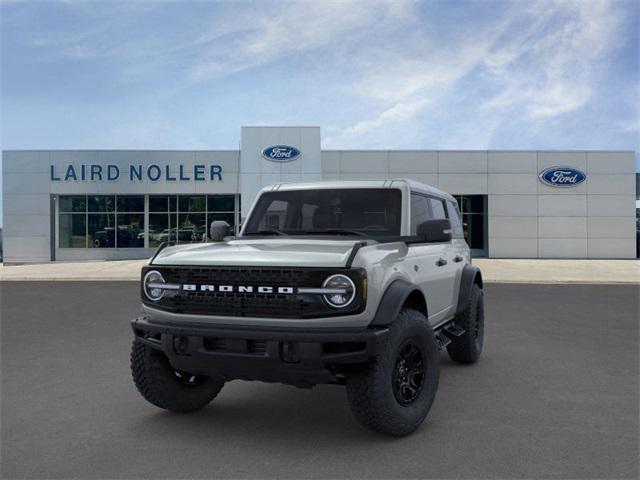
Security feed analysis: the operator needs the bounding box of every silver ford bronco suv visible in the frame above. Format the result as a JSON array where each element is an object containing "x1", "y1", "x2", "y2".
[{"x1": 130, "y1": 180, "x2": 484, "y2": 436}]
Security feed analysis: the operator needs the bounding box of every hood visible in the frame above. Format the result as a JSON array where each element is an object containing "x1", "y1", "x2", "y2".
[{"x1": 151, "y1": 238, "x2": 367, "y2": 268}]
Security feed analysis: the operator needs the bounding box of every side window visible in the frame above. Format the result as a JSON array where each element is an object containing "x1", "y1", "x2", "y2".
[
  {"x1": 410, "y1": 193, "x2": 431, "y2": 234},
  {"x1": 429, "y1": 198, "x2": 447, "y2": 220},
  {"x1": 447, "y1": 200, "x2": 464, "y2": 238}
]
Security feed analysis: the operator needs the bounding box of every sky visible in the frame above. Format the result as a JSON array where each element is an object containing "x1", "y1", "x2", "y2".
[{"x1": 1, "y1": 0, "x2": 639, "y2": 223}]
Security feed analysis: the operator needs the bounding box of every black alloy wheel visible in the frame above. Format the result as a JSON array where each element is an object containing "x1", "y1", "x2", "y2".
[{"x1": 392, "y1": 340, "x2": 425, "y2": 405}]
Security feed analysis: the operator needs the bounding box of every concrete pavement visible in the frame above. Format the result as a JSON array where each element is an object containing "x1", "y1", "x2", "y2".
[
  {"x1": 2, "y1": 282, "x2": 638, "y2": 479},
  {"x1": 1, "y1": 258, "x2": 638, "y2": 283}
]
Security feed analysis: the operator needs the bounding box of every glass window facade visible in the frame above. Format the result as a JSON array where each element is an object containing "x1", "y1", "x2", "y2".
[
  {"x1": 452, "y1": 195, "x2": 487, "y2": 255},
  {"x1": 58, "y1": 194, "x2": 238, "y2": 249}
]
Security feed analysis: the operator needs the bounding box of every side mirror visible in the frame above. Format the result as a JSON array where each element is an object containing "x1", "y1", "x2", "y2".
[
  {"x1": 209, "y1": 221, "x2": 230, "y2": 242},
  {"x1": 416, "y1": 219, "x2": 452, "y2": 243},
  {"x1": 463, "y1": 222, "x2": 469, "y2": 240}
]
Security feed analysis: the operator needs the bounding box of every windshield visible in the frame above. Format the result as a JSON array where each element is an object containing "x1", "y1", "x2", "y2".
[{"x1": 242, "y1": 188, "x2": 402, "y2": 237}]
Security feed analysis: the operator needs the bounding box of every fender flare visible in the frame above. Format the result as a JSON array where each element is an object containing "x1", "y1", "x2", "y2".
[
  {"x1": 455, "y1": 264, "x2": 483, "y2": 316},
  {"x1": 369, "y1": 279, "x2": 426, "y2": 327}
]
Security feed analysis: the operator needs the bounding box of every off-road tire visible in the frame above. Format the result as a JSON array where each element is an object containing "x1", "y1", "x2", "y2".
[
  {"x1": 345, "y1": 309, "x2": 439, "y2": 436},
  {"x1": 447, "y1": 283, "x2": 484, "y2": 364},
  {"x1": 131, "y1": 340, "x2": 224, "y2": 413}
]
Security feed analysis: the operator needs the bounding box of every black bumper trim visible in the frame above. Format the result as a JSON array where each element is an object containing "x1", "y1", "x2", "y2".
[{"x1": 131, "y1": 317, "x2": 388, "y2": 386}]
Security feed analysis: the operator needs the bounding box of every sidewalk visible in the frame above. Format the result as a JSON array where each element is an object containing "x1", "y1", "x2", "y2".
[{"x1": 0, "y1": 258, "x2": 638, "y2": 284}]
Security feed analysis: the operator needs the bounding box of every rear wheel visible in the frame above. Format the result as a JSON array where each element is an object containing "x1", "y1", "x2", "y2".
[
  {"x1": 346, "y1": 309, "x2": 439, "y2": 436},
  {"x1": 447, "y1": 283, "x2": 484, "y2": 364},
  {"x1": 131, "y1": 340, "x2": 224, "y2": 413}
]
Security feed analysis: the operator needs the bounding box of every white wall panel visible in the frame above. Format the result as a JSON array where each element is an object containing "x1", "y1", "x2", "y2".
[
  {"x1": 488, "y1": 151, "x2": 537, "y2": 173},
  {"x1": 336, "y1": 172, "x2": 391, "y2": 180},
  {"x1": 488, "y1": 174, "x2": 538, "y2": 194},
  {"x1": 3, "y1": 151, "x2": 50, "y2": 173},
  {"x1": 538, "y1": 238, "x2": 588, "y2": 258},
  {"x1": 195, "y1": 151, "x2": 240, "y2": 173},
  {"x1": 537, "y1": 179, "x2": 587, "y2": 195},
  {"x1": 587, "y1": 217, "x2": 636, "y2": 238},
  {"x1": 538, "y1": 217, "x2": 587, "y2": 238},
  {"x1": 538, "y1": 151, "x2": 587, "y2": 172},
  {"x1": 438, "y1": 174, "x2": 487, "y2": 194},
  {"x1": 489, "y1": 195, "x2": 538, "y2": 217},
  {"x1": 300, "y1": 128, "x2": 323, "y2": 173},
  {"x1": 340, "y1": 151, "x2": 388, "y2": 173},
  {"x1": 587, "y1": 195, "x2": 636, "y2": 217},
  {"x1": 402, "y1": 173, "x2": 438, "y2": 186},
  {"x1": 321, "y1": 173, "x2": 341, "y2": 181},
  {"x1": 2, "y1": 237, "x2": 50, "y2": 262},
  {"x1": 587, "y1": 152, "x2": 635, "y2": 174},
  {"x1": 538, "y1": 195, "x2": 587, "y2": 217},
  {"x1": 489, "y1": 217, "x2": 538, "y2": 238},
  {"x1": 587, "y1": 239, "x2": 636, "y2": 259},
  {"x1": 438, "y1": 151, "x2": 487, "y2": 173},
  {"x1": 587, "y1": 174, "x2": 635, "y2": 195},
  {"x1": 321, "y1": 151, "x2": 339, "y2": 172},
  {"x1": 51, "y1": 150, "x2": 100, "y2": 166},
  {"x1": 489, "y1": 238, "x2": 538, "y2": 258},
  {"x1": 3, "y1": 214, "x2": 51, "y2": 237},
  {"x1": 388, "y1": 151, "x2": 438, "y2": 173},
  {"x1": 3, "y1": 172, "x2": 50, "y2": 195},
  {"x1": 3, "y1": 194, "x2": 50, "y2": 215}
]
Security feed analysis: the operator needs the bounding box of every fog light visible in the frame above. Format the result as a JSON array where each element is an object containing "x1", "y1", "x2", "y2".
[{"x1": 174, "y1": 336, "x2": 190, "y2": 355}]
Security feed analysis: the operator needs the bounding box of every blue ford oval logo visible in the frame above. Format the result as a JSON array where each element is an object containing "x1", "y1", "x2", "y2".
[
  {"x1": 538, "y1": 166, "x2": 586, "y2": 188},
  {"x1": 261, "y1": 145, "x2": 301, "y2": 162}
]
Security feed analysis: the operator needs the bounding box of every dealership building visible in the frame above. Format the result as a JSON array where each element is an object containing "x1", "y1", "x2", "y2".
[{"x1": 1, "y1": 126, "x2": 637, "y2": 263}]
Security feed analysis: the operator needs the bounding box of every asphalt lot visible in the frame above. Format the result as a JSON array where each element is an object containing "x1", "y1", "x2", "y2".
[{"x1": 1, "y1": 282, "x2": 638, "y2": 479}]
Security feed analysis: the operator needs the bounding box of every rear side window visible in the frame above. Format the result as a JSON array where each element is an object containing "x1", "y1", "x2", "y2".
[
  {"x1": 429, "y1": 198, "x2": 447, "y2": 219},
  {"x1": 447, "y1": 200, "x2": 464, "y2": 238},
  {"x1": 411, "y1": 193, "x2": 448, "y2": 230},
  {"x1": 410, "y1": 194, "x2": 431, "y2": 234}
]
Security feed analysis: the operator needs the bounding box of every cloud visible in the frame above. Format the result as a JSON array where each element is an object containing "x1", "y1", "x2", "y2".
[
  {"x1": 17, "y1": 0, "x2": 412, "y2": 81},
  {"x1": 325, "y1": 0, "x2": 629, "y2": 147},
  {"x1": 2, "y1": 0, "x2": 637, "y2": 157},
  {"x1": 189, "y1": 1, "x2": 412, "y2": 80},
  {"x1": 483, "y1": 0, "x2": 624, "y2": 119}
]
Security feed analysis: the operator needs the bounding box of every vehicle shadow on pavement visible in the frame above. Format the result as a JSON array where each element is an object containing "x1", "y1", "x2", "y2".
[
  {"x1": 129, "y1": 382, "x2": 399, "y2": 442},
  {"x1": 128, "y1": 357, "x2": 463, "y2": 442}
]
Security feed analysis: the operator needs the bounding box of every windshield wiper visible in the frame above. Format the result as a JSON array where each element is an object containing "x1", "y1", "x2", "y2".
[
  {"x1": 303, "y1": 229, "x2": 368, "y2": 237},
  {"x1": 243, "y1": 229, "x2": 287, "y2": 236}
]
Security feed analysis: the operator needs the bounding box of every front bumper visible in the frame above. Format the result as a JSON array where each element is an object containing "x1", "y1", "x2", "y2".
[{"x1": 131, "y1": 317, "x2": 389, "y2": 386}]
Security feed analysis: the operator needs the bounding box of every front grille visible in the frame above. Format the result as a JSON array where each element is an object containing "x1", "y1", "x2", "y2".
[
  {"x1": 143, "y1": 266, "x2": 365, "y2": 319},
  {"x1": 163, "y1": 267, "x2": 314, "y2": 286}
]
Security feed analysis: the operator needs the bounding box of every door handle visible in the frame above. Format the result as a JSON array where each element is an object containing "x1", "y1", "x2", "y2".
[
  {"x1": 436, "y1": 258, "x2": 447, "y2": 267},
  {"x1": 453, "y1": 255, "x2": 464, "y2": 263}
]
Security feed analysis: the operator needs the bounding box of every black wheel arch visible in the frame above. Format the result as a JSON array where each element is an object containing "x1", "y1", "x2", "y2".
[
  {"x1": 369, "y1": 279, "x2": 428, "y2": 327},
  {"x1": 455, "y1": 265, "x2": 483, "y2": 316}
]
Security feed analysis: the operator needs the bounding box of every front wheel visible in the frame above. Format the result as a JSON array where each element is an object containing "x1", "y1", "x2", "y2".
[
  {"x1": 345, "y1": 309, "x2": 440, "y2": 436},
  {"x1": 131, "y1": 340, "x2": 224, "y2": 413}
]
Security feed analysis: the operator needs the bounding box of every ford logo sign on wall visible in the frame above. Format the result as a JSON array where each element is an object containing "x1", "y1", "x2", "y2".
[
  {"x1": 261, "y1": 145, "x2": 301, "y2": 162},
  {"x1": 538, "y1": 167, "x2": 586, "y2": 188}
]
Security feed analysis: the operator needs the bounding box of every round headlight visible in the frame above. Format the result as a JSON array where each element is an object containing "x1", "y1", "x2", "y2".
[
  {"x1": 322, "y1": 274, "x2": 356, "y2": 308},
  {"x1": 143, "y1": 270, "x2": 165, "y2": 301}
]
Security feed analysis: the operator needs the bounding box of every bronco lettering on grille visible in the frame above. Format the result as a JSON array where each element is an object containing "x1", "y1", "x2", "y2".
[{"x1": 182, "y1": 284, "x2": 295, "y2": 294}]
